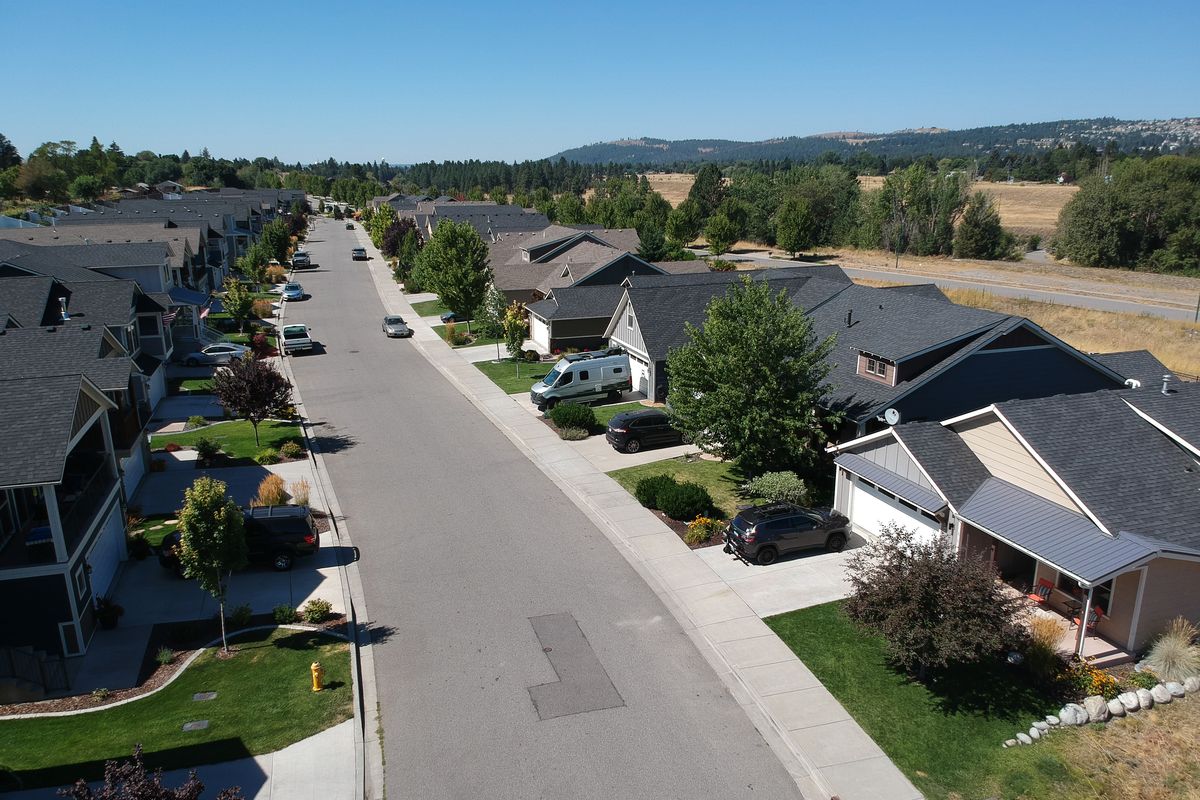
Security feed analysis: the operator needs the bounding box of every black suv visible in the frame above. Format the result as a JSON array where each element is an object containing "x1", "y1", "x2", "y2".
[
  {"x1": 606, "y1": 409, "x2": 684, "y2": 454},
  {"x1": 159, "y1": 506, "x2": 320, "y2": 574},
  {"x1": 724, "y1": 502, "x2": 849, "y2": 565}
]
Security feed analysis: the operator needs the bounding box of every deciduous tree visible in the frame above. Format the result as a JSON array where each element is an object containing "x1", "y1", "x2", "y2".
[
  {"x1": 665, "y1": 198, "x2": 703, "y2": 245},
  {"x1": 210, "y1": 355, "x2": 293, "y2": 446},
  {"x1": 953, "y1": 192, "x2": 1015, "y2": 260},
  {"x1": 687, "y1": 163, "x2": 726, "y2": 218},
  {"x1": 774, "y1": 197, "x2": 817, "y2": 258},
  {"x1": 702, "y1": 212, "x2": 739, "y2": 256},
  {"x1": 60, "y1": 745, "x2": 243, "y2": 800},
  {"x1": 221, "y1": 278, "x2": 253, "y2": 333},
  {"x1": 176, "y1": 477, "x2": 248, "y2": 654},
  {"x1": 503, "y1": 301, "x2": 528, "y2": 360},
  {"x1": 413, "y1": 220, "x2": 492, "y2": 329}
]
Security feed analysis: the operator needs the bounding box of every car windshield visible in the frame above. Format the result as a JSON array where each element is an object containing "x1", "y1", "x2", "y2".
[
  {"x1": 541, "y1": 366, "x2": 562, "y2": 387},
  {"x1": 282, "y1": 326, "x2": 307, "y2": 339},
  {"x1": 385, "y1": 317, "x2": 405, "y2": 325},
  {"x1": 285, "y1": 284, "x2": 300, "y2": 291}
]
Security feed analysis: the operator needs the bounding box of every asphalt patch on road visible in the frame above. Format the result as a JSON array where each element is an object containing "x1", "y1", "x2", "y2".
[{"x1": 527, "y1": 613, "x2": 624, "y2": 721}]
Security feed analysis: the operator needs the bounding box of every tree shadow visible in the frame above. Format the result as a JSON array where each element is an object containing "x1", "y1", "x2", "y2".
[
  {"x1": 367, "y1": 624, "x2": 397, "y2": 645},
  {"x1": 306, "y1": 427, "x2": 356, "y2": 455},
  {"x1": 916, "y1": 659, "x2": 1064, "y2": 721}
]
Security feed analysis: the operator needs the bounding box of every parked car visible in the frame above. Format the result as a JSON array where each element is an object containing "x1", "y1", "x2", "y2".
[
  {"x1": 723, "y1": 502, "x2": 850, "y2": 565},
  {"x1": 159, "y1": 506, "x2": 320, "y2": 574},
  {"x1": 345, "y1": 222, "x2": 355, "y2": 230},
  {"x1": 177, "y1": 342, "x2": 251, "y2": 367},
  {"x1": 530, "y1": 349, "x2": 632, "y2": 411},
  {"x1": 605, "y1": 409, "x2": 683, "y2": 454},
  {"x1": 351, "y1": 247, "x2": 367, "y2": 261},
  {"x1": 281, "y1": 282, "x2": 305, "y2": 301},
  {"x1": 439, "y1": 310, "x2": 467, "y2": 323},
  {"x1": 280, "y1": 323, "x2": 313, "y2": 354},
  {"x1": 382, "y1": 315, "x2": 413, "y2": 338},
  {"x1": 291, "y1": 250, "x2": 311, "y2": 268}
]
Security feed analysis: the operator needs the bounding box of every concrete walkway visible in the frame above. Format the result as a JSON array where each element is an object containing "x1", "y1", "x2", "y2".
[
  {"x1": 6, "y1": 720, "x2": 355, "y2": 800},
  {"x1": 362, "y1": 253, "x2": 920, "y2": 799}
]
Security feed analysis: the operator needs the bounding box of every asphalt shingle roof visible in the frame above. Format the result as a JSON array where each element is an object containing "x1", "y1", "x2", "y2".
[
  {"x1": 892, "y1": 422, "x2": 991, "y2": 509},
  {"x1": 1122, "y1": 382, "x2": 1200, "y2": 453},
  {"x1": 1089, "y1": 350, "x2": 1173, "y2": 387},
  {"x1": 0, "y1": 375, "x2": 86, "y2": 487},
  {"x1": 0, "y1": 276, "x2": 61, "y2": 327},
  {"x1": 0, "y1": 326, "x2": 134, "y2": 391}
]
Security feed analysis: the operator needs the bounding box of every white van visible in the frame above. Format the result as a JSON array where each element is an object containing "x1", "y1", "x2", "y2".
[{"x1": 530, "y1": 349, "x2": 632, "y2": 410}]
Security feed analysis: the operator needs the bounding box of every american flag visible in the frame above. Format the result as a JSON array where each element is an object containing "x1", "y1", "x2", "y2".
[{"x1": 162, "y1": 310, "x2": 177, "y2": 324}]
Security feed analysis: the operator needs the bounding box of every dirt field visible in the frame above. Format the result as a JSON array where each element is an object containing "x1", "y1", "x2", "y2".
[
  {"x1": 643, "y1": 172, "x2": 696, "y2": 207},
  {"x1": 857, "y1": 175, "x2": 1077, "y2": 237}
]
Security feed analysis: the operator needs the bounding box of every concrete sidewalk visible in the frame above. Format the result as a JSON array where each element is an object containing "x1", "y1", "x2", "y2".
[
  {"x1": 362, "y1": 261, "x2": 920, "y2": 799},
  {"x1": 6, "y1": 720, "x2": 355, "y2": 800}
]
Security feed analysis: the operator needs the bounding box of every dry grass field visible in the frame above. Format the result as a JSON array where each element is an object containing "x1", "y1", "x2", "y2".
[{"x1": 643, "y1": 172, "x2": 696, "y2": 206}]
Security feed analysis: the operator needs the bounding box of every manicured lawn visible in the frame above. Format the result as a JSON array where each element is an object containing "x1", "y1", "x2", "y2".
[
  {"x1": 0, "y1": 628, "x2": 352, "y2": 790},
  {"x1": 177, "y1": 378, "x2": 212, "y2": 394},
  {"x1": 474, "y1": 358, "x2": 550, "y2": 395},
  {"x1": 608, "y1": 456, "x2": 750, "y2": 519},
  {"x1": 410, "y1": 298, "x2": 450, "y2": 317},
  {"x1": 128, "y1": 514, "x2": 180, "y2": 547},
  {"x1": 765, "y1": 602, "x2": 1075, "y2": 800},
  {"x1": 151, "y1": 420, "x2": 302, "y2": 460},
  {"x1": 431, "y1": 324, "x2": 503, "y2": 348},
  {"x1": 225, "y1": 332, "x2": 278, "y2": 349},
  {"x1": 591, "y1": 401, "x2": 648, "y2": 430}
]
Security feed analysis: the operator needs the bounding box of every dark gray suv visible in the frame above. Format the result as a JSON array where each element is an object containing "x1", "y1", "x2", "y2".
[{"x1": 724, "y1": 502, "x2": 849, "y2": 565}]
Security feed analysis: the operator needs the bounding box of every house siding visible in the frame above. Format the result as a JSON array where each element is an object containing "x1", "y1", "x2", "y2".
[
  {"x1": 610, "y1": 303, "x2": 647, "y2": 356},
  {"x1": 953, "y1": 416, "x2": 1078, "y2": 511},
  {"x1": 1131, "y1": 558, "x2": 1200, "y2": 651},
  {"x1": 844, "y1": 438, "x2": 934, "y2": 492}
]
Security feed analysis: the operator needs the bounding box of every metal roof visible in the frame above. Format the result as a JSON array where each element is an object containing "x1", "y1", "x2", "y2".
[
  {"x1": 834, "y1": 452, "x2": 946, "y2": 514},
  {"x1": 959, "y1": 478, "x2": 1160, "y2": 584}
]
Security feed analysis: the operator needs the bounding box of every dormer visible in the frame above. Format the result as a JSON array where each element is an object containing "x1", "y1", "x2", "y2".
[{"x1": 857, "y1": 351, "x2": 896, "y2": 386}]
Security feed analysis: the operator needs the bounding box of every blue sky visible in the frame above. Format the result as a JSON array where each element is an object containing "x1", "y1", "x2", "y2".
[{"x1": 6, "y1": 0, "x2": 1197, "y2": 164}]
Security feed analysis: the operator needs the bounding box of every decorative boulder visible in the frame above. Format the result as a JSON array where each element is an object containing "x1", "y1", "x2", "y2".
[
  {"x1": 1028, "y1": 726, "x2": 1041, "y2": 740},
  {"x1": 1136, "y1": 688, "x2": 1155, "y2": 709},
  {"x1": 1004, "y1": 739, "x2": 1018, "y2": 748},
  {"x1": 1045, "y1": 714, "x2": 1060, "y2": 726},
  {"x1": 1184, "y1": 676, "x2": 1200, "y2": 694},
  {"x1": 1151, "y1": 684, "x2": 1173, "y2": 704},
  {"x1": 1033, "y1": 720, "x2": 1050, "y2": 732},
  {"x1": 1118, "y1": 691, "x2": 1141, "y2": 712},
  {"x1": 1016, "y1": 732, "x2": 1033, "y2": 745},
  {"x1": 1062, "y1": 703, "x2": 1089, "y2": 726},
  {"x1": 1107, "y1": 698, "x2": 1126, "y2": 717},
  {"x1": 1166, "y1": 681, "x2": 1186, "y2": 698},
  {"x1": 1083, "y1": 695, "x2": 1111, "y2": 723}
]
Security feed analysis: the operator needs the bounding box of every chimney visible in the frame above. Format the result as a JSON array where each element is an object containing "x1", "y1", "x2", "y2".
[
  {"x1": 59, "y1": 297, "x2": 70, "y2": 321},
  {"x1": 1161, "y1": 374, "x2": 1172, "y2": 395}
]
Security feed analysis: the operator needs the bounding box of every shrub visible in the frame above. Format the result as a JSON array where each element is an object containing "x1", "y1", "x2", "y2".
[
  {"x1": 743, "y1": 471, "x2": 809, "y2": 506},
  {"x1": 548, "y1": 402, "x2": 596, "y2": 431},
  {"x1": 125, "y1": 505, "x2": 144, "y2": 530},
  {"x1": 251, "y1": 331, "x2": 272, "y2": 357},
  {"x1": 685, "y1": 516, "x2": 724, "y2": 545},
  {"x1": 1026, "y1": 234, "x2": 1042, "y2": 252},
  {"x1": 290, "y1": 477, "x2": 311, "y2": 507},
  {"x1": 302, "y1": 598, "x2": 333, "y2": 624},
  {"x1": 254, "y1": 447, "x2": 280, "y2": 465},
  {"x1": 635, "y1": 474, "x2": 678, "y2": 508},
  {"x1": 1024, "y1": 614, "x2": 1067, "y2": 680},
  {"x1": 279, "y1": 440, "x2": 305, "y2": 459},
  {"x1": 92, "y1": 688, "x2": 111, "y2": 702},
  {"x1": 273, "y1": 604, "x2": 299, "y2": 624},
  {"x1": 523, "y1": 349, "x2": 540, "y2": 363},
  {"x1": 558, "y1": 426, "x2": 588, "y2": 441},
  {"x1": 265, "y1": 264, "x2": 287, "y2": 284},
  {"x1": 658, "y1": 481, "x2": 713, "y2": 521},
  {"x1": 155, "y1": 646, "x2": 174, "y2": 666},
  {"x1": 1060, "y1": 658, "x2": 1120, "y2": 700},
  {"x1": 251, "y1": 474, "x2": 287, "y2": 507},
  {"x1": 185, "y1": 415, "x2": 207, "y2": 431},
  {"x1": 1125, "y1": 669, "x2": 1160, "y2": 691},
  {"x1": 708, "y1": 258, "x2": 735, "y2": 271},
  {"x1": 193, "y1": 436, "x2": 220, "y2": 460},
  {"x1": 227, "y1": 603, "x2": 253, "y2": 630},
  {"x1": 163, "y1": 442, "x2": 182, "y2": 453},
  {"x1": 1143, "y1": 616, "x2": 1200, "y2": 682},
  {"x1": 252, "y1": 299, "x2": 275, "y2": 319},
  {"x1": 126, "y1": 532, "x2": 152, "y2": 561}
]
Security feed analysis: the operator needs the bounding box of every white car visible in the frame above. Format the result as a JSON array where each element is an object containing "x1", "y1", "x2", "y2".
[{"x1": 178, "y1": 342, "x2": 251, "y2": 367}]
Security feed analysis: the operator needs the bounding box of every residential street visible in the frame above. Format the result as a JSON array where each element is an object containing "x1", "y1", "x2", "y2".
[{"x1": 283, "y1": 219, "x2": 803, "y2": 799}]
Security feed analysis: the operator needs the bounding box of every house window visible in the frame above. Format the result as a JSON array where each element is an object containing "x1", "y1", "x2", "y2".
[
  {"x1": 627, "y1": 310, "x2": 634, "y2": 331},
  {"x1": 865, "y1": 357, "x2": 887, "y2": 377},
  {"x1": 138, "y1": 315, "x2": 159, "y2": 336},
  {"x1": 73, "y1": 562, "x2": 90, "y2": 600}
]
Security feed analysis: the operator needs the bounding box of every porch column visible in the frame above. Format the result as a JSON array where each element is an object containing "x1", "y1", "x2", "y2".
[
  {"x1": 1075, "y1": 585, "x2": 1095, "y2": 658},
  {"x1": 44, "y1": 485, "x2": 68, "y2": 563}
]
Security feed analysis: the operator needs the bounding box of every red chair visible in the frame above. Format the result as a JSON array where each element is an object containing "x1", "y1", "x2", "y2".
[
  {"x1": 1073, "y1": 605, "x2": 1104, "y2": 632},
  {"x1": 1026, "y1": 578, "x2": 1053, "y2": 605}
]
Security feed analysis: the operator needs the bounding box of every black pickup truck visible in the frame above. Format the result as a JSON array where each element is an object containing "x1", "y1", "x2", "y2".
[{"x1": 159, "y1": 506, "x2": 320, "y2": 573}]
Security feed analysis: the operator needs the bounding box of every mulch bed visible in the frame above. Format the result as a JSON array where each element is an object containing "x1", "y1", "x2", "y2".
[
  {"x1": 310, "y1": 509, "x2": 333, "y2": 534},
  {"x1": 642, "y1": 509, "x2": 725, "y2": 550}
]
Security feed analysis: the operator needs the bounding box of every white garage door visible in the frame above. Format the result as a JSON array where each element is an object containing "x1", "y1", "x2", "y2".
[
  {"x1": 849, "y1": 476, "x2": 941, "y2": 545},
  {"x1": 530, "y1": 316, "x2": 550, "y2": 352},
  {"x1": 628, "y1": 353, "x2": 651, "y2": 396},
  {"x1": 85, "y1": 506, "x2": 127, "y2": 599}
]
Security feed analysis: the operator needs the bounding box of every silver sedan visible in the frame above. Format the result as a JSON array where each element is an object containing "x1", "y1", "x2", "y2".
[
  {"x1": 177, "y1": 342, "x2": 251, "y2": 366},
  {"x1": 382, "y1": 316, "x2": 413, "y2": 338}
]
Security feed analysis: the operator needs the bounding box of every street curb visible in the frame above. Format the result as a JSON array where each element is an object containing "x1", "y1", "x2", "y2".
[{"x1": 280, "y1": 233, "x2": 383, "y2": 800}]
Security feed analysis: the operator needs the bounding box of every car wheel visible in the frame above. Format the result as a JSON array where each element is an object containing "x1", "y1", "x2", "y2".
[
  {"x1": 545, "y1": 398, "x2": 558, "y2": 410},
  {"x1": 755, "y1": 546, "x2": 779, "y2": 566},
  {"x1": 272, "y1": 552, "x2": 294, "y2": 571},
  {"x1": 607, "y1": 390, "x2": 621, "y2": 401},
  {"x1": 825, "y1": 531, "x2": 848, "y2": 553},
  {"x1": 185, "y1": 357, "x2": 198, "y2": 367},
  {"x1": 624, "y1": 438, "x2": 642, "y2": 454}
]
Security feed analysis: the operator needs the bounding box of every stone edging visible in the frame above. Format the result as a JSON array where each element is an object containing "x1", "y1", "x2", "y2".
[
  {"x1": 1003, "y1": 675, "x2": 1200, "y2": 747},
  {"x1": 3, "y1": 624, "x2": 340, "y2": 720}
]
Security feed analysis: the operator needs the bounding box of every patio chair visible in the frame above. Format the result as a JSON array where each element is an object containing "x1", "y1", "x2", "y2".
[
  {"x1": 1072, "y1": 605, "x2": 1105, "y2": 632},
  {"x1": 1026, "y1": 578, "x2": 1053, "y2": 605}
]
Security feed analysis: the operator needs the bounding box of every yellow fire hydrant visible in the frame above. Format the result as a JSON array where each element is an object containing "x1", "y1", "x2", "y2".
[{"x1": 310, "y1": 660, "x2": 324, "y2": 692}]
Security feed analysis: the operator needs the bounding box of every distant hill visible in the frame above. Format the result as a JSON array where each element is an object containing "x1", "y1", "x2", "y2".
[{"x1": 550, "y1": 118, "x2": 1200, "y2": 165}]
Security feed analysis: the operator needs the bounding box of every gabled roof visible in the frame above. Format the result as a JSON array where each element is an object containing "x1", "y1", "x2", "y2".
[
  {"x1": 528, "y1": 285, "x2": 626, "y2": 321},
  {"x1": 1122, "y1": 382, "x2": 1200, "y2": 453},
  {"x1": 834, "y1": 451, "x2": 946, "y2": 513},
  {"x1": 0, "y1": 326, "x2": 134, "y2": 391},
  {"x1": 877, "y1": 283, "x2": 949, "y2": 302},
  {"x1": 891, "y1": 422, "x2": 991, "y2": 509},
  {"x1": 0, "y1": 276, "x2": 62, "y2": 327},
  {"x1": 1088, "y1": 350, "x2": 1173, "y2": 388},
  {"x1": 0, "y1": 375, "x2": 97, "y2": 487}
]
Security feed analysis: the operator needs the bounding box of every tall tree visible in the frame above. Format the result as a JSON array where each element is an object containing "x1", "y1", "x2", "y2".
[
  {"x1": 176, "y1": 477, "x2": 248, "y2": 654},
  {"x1": 413, "y1": 219, "x2": 492, "y2": 329},
  {"x1": 702, "y1": 212, "x2": 739, "y2": 256},
  {"x1": 687, "y1": 164, "x2": 726, "y2": 218},
  {"x1": 637, "y1": 223, "x2": 669, "y2": 262},
  {"x1": 665, "y1": 198, "x2": 703, "y2": 245},
  {"x1": 554, "y1": 193, "x2": 586, "y2": 224},
  {"x1": 0, "y1": 133, "x2": 20, "y2": 169},
  {"x1": 666, "y1": 277, "x2": 838, "y2": 474},
  {"x1": 210, "y1": 355, "x2": 293, "y2": 445},
  {"x1": 222, "y1": 278, "x2": 253, "y2": 332},
  {"x1": 774, "y1": 197, "x2": 816, "y2": 258},
  {"x1": 954, "y1": 192, "x2": 1015, "y2": 260}
]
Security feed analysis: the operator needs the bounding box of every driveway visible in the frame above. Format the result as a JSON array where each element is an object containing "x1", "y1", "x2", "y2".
[
  {"x1": 280, "y1": 218, "x2": 803, "y2": 799},
  {"x1": 130, "y1": 461, "x2": 320, "y2": 515}
]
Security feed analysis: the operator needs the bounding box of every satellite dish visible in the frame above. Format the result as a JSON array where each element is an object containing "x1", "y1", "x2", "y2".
[
  {"x1": 1124, "y1": 378, "x2": 1142, "y2": 389},
  {"x1": 883, "y1": 408, "x2": 901, "y2": 426}
]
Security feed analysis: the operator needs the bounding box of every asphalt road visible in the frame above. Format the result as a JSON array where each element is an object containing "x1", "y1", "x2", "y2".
[
  {"x1": 284, "y1": 219, "x2": 802, "y2": 800},
  {"x1": 714, "y1": 251, "x2": 1199, "y2": 321}
]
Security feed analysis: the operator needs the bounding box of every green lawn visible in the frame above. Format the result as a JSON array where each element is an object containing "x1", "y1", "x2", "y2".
[
  {"x1": 224, "y1": 332, "x2": 278, "y2": 349},
  {"x1": 0, "y1": 629, "x2": 352, "y2": 790},
  {"x1": 474, "y1": 358, "x2": 550, "y2": 395},
  {"x1": 128, "y1": 514, "x2": 180, "y2": 547},
  {"x1": 608, "y1": 456, "x2": 750, "y2": 519},
  {"x1": 591, "y1": 401, "x2": 648, "y2": 430},
  {"x1": 151, "y1": 420, "x2": 302, "y2": 460},
  {"x1": 431, "y1": 324, "x2": 503, "y2": 348},
  {"x1": 410, "y1": 298, "x2": 450, "y2": 317},
  {"x1": 178, "y1": 378, "x2": 212, "y2": 394},
  {"x1": 765, "y1": 602, "x2": 1077, "y2": 800}
]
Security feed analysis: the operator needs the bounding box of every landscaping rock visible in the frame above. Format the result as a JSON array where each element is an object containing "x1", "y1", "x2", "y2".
[
  {"x1": 1033, "y1": 720, "x2": 1050, "y2": 732},
  {"x1": 1107, "y1": 698, "x2": 1126, "y2": 717},
  {"x1": 1003, "y1": 739, "x2": 1017, "y2": 748},
  {"x1": 1118, "y1": 691, "x2": 1141, "y2": 712},
  {"x1": 1061, "y1": 703, "x2": 1089, "y2": 726},
  {"x1": 1136, "y1": 688, "x2": 1155, "y2": 709},
  {"x1": 1166, "y1": 681, "x2": 1186, "y2": 698},
  {"x1": 1016, "y1": 732, "x2": 1033, "y2": 745},
  {"x1": 1185, "y1": 676, "x2": 1200, "y2": 694},
  {"x1": 1045, "y1": 714, "x2": 1060, "y2": 726},
  {"x1": 1028, "y1": 726, "x2": 1041, "y2": 740},
  {"x1": 1151, "y1": 684, "x2": 1173, "y2": 704},
  {"x1": 1083, "y1": 695, "x2": 1111, "y2": 724}
]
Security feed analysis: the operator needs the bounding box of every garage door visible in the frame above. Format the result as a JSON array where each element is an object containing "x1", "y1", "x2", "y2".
[
  {"x1": 86, "y1": 507, "x2": 127, "y2": 598},
  {"x1": 530, "y1": 316, "x2": 550, "y2": 352},
  {"x1": 628, "y1": 352, "x2": 651, "y2": 396},
  {"x1": 848, "y1": 476, "x2": 941, "y2": 545}
]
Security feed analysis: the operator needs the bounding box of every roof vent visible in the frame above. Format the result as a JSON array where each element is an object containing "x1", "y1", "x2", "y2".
[
  {"x1": 845, "y1": 309, "x2": 855, "y2": 328},
  {"x1": 1161, "y1": 374, "x2": 1172, "y2": 395},
  {"x1": 58, "y1": 297, "x2": 70, "y2": 321},
  {"x1": 1124, "y1": 378, "x2": 1142, "y2": 389}
]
